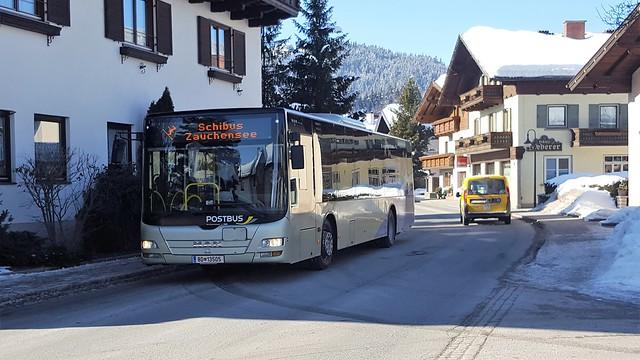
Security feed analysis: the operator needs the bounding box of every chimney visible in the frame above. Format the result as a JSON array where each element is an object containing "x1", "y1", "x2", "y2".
[{"x1": 563, "y1": 20, "x2": 586, "y2": 39}]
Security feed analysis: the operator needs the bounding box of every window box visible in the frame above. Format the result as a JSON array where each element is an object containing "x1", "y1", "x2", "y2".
[
  {"x1": 207, "y1": 68, "x2": 242, "y2": 84},
  {"x1": 0, "y1": 9, "x2": 61, "y2": 36},
  {"x1": 119, "y1": 44, "x2": 168, "y2": 65}
]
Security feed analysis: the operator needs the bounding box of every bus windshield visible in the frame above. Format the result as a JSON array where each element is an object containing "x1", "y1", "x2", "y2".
[{"x1": 143, "y1": 112, "x2": 287, "y2": 226}]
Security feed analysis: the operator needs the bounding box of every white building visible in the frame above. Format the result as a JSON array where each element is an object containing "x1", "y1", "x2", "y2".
[
  {"x1": 0, "y1": 0, "x2": 299, "y2": 225},
  {"x1": 569, "y1": 7, "x2": 640, "y2": 207}
]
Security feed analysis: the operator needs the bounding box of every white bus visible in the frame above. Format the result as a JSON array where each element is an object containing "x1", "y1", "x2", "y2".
[{"x1": 141, "y1": 108, "x2": 414, "y2": 269}]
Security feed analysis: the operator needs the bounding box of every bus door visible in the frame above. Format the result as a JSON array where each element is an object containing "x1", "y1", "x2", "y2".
[{"x1": 288, "y1": 116, "x2": 319, "y2": 260}]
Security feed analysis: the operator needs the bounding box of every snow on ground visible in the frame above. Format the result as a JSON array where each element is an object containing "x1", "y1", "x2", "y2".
[
  {"x1": 539, "y1": 172, "x2": 627, "y2": 220},
  {"x1": 591, "y1": 207, "x2": 640, "y2": 299},
  {"x1": 461, "y1": 26, "x2": 610, "y2": 78},
  {"x1": 0, "y1": 267, "x2": 12, "y2": 276}
]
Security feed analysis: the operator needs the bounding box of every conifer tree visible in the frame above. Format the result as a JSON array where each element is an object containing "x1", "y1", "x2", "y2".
[
  {"x1": 262, "y1": 24, "x2": 289, "y2": 108},
  {"x1": 285, "y1": 0, "x2": 357, "y2": 113},
  {"x1": 390, "y1": 78, "x2": 434, "y2": 180},
  {"x1": 148, "y1": 87, "x2": 175, "y2": 114}
]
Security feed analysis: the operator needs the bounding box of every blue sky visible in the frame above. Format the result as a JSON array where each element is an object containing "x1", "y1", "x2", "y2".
[{"x1": 281, "y1": 0, "x2": 620, "y2": 63}]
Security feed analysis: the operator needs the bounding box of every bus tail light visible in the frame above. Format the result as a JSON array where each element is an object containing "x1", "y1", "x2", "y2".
[{"x1": 463, "y1": 190, "x2": 468, "y2": 204}]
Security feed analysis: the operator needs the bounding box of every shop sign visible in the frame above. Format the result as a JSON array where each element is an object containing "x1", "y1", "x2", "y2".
[
  {"x1": 456, "y1": 155, "x2": 469, "y2": 167},
  {"x1": 525, "y1": 135, "x2": 562, "y2": 152}
]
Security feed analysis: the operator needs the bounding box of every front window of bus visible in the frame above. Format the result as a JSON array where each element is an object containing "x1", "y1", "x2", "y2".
[{"x1": 143, "y1": 113, "x2": 286, "y2": 226}]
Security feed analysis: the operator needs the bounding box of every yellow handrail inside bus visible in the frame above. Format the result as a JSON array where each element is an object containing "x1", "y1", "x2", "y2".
[{"x1": 183, "y1": 182, "x2": 220, "y2": 210}]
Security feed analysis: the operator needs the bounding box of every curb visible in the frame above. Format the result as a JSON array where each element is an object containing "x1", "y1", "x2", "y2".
[{"x1": 0, "y1": 259, "x2": 185, "y2": 311}]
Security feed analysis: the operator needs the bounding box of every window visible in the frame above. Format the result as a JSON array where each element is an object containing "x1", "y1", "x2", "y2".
[
  {"x1": 500, "y1": 161, "x2": 511, "y2": 177},
  {"x1": 486, "y1": 162, "x2": 495, "y2": 175},
  {"x1": 599, "y1": 105, "x2": 618, "y2": 129},
  {"x1": 107, "y1": 123, "x2": 132, "y2": 164},
  {"x1": 368, "y1": 168, "x2": 380, "y2": 187},
  {"x1": 604, "y1": 155, "x2": 628, "y2": 173},
  {"x1": 489, "y1": 113, "x2": 497, "y2": 132},
  {"x1": 105, "y1": 0, "x2": 173, "y2": 57},
  {"x1": 503, "y1": 109, "x2": 512, "y2": 132},
  {"x1": 472, "y1": 163, "x2": 481, "y2": 176},
  {"x1": 0, "y1": 0, "x2": 39, "y2": 16},
  {"x1": 547, "y1": 106, "x2": 566, "y2": 127},
  {"x1": 210, "y1": 25, "x2": 229, "y2": 70},
  {"x1": 545, "y1": 157, "x2": 571, "y2": 181},
  {"x1": 198, "y1": 17, "x2": 246, "y2": 79},
  {"x1": 34, "y1": 115, "x2": 67, "y2": 181},
  {"x1": 123, "y1": 0, "x2": 152, "y2": 47},
  {"x1": 473, "y1": 118, "x2": 481, "y2": 135},
  {"x1": 0, "y1": 112, "x2": 11, "y2": 181}
]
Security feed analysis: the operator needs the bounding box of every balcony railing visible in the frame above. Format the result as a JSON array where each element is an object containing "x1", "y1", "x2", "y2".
[
  {"x1": 459, "y1": 84, "x2": 503, "y2": 111},
  {"x1": 432, "y1": 116, "x2": 460, "y2": 137},
  {"x1": 456, "y1": 132, "x2": 513, "y2": 155},
  {"x1": 571, "y1": 128, "x2": 628, "y2": 147},
  {"x1": 420, "y1": 153, "x2": 455, "y2": 170}
]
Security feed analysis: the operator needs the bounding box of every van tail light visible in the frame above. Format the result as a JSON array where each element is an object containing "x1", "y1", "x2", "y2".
[
  {"x1": 506, "y1": 187, "x2": 510, "y2": 197},
  {"x1": 463, "y1": 189, "x2": 468, "y2": 203}
]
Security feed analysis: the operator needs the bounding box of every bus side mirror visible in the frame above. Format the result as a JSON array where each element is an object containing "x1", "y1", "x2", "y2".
[
  {"x1": 455, "y1": 192, "x2": 461, "y2": 198},
  {"x1": 291, "y1": 145, "x2": 305, "y2": 170}
]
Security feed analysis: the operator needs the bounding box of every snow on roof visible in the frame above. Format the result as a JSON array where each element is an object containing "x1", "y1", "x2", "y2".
[
  {"x1": 434, "y1": 74, "x2": 447, "y2": 88},
  {"x1": 461, "y1": 26, "x2": 611, "y2": 79},
  {"x1": 381, "y1": 103, "x2": 400, "y2": 128}
]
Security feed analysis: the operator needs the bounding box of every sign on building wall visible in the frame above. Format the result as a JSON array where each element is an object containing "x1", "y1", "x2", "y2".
[
  {"x1": 456, "y1": 155, "x2": 469, "y2": 167},
  {"x1": 525, "y1": 135, "x2": 562, "y2": 152}
]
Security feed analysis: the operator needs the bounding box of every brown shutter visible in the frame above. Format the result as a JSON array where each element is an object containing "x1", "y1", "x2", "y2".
[
  {"x1": 224, "y1": 29, "x2": 232, "y2": 71},
  {"x1": 232, "y1": 29, "x2": 246, "y2": 76},
  {"x1": 197, "y1": 16, "x2": 212, "y2": 66},
  {"x1": 104, "y1": 0, "x2": 124, "y2": 42},
  {"x1": 156, "y1": 1, "x2": 173, "y2": 55},
  {"x1": 47, "y1": 0, "x2": 70, "y2": 26}
]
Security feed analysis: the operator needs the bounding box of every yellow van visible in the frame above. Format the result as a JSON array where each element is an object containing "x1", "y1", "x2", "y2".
[{"x1": 456, "y1": 175, "x2": 511, "y2": 226}]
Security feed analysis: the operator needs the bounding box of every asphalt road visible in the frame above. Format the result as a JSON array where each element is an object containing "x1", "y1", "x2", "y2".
[{"x1": 1, "y1": 200, "x2": 639, "y2": 359}]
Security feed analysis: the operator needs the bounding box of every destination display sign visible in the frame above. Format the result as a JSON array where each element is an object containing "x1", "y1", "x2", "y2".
[{"x1": 525, "y1": 135, "x2": 562, "y2": 152}]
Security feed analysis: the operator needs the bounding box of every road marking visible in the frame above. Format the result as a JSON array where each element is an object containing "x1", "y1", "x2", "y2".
[{"x1": 435, "y1": 285, "x2": 523, "y2": 360}]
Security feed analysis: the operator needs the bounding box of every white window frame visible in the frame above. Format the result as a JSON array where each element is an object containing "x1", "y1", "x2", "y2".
[
  {"x1": 547, "y1": 105, "x2": 567, "y2": 128},
  {"x1": 544, "y1": 156, "x2": 572, "y2": 181},
  {"x1": 599, "y1": 104, "x2": 618, "y2": 129},
  {"x1": 603, "y1": 155, "x2": 628, "y2": 174}
]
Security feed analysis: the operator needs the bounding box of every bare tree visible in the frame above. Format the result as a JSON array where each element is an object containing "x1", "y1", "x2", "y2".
[
  {"x1": 16, "y1": 149, "x2": 100, "y2": 247},
  {"x1": 599, "y1": 1, "x2": 639, "y2": 28}
]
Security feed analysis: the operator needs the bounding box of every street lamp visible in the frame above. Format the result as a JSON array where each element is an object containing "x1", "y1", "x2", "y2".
[{"x1": 524, "y1": 129, "x2": 537, "y2": 208}]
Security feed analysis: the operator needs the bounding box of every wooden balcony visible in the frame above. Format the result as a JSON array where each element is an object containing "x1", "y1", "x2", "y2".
[
  {"x1": 432, "y1": 116, "x2": 460, "y2": 137},
  {"x1": 456, "y1": 132, "x2": 513, "y2": 155},
  {"x1": 196, "y1": 0, "x2": 300, "y2": 26},
  {"x1": 571, "y1": 128, "x2": 628, "y2": 147},
  {"x1": 420, "y1": 153, "x2": 455, "y2": 170},
  {"x1": 459, "y1": 84, "x2": 503, "y2": 111}
]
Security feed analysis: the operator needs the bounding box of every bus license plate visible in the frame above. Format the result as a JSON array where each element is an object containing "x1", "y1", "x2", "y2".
[{"x1": 192, "y1": 255, "x2": 225, "y2": 265}]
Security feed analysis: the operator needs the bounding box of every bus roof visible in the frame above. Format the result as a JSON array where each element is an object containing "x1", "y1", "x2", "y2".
[{"x1": 145, "y1": 107, "x2": 409, "y2": 143}]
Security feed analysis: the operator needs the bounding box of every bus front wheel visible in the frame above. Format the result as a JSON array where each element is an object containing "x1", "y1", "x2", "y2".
[{"x1": 309, "y1": 220, "x2": 335, "y2": 270}]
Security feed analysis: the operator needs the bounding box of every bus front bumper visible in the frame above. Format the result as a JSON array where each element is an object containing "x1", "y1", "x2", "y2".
[{"x1": 141, "y1": 250, "x2": 295, "y2": 265}]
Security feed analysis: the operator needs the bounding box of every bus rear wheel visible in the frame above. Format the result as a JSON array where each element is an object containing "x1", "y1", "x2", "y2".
[
  {"x1": 378, "y1": 210, "x2": 397, "y2": 248},
  {"x1": 309, "y1": 220, "x2": 335, "y2": 270}
]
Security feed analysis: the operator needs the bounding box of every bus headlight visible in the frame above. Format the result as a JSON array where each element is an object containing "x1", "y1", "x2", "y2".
[
  {"x1": 261, "y1": 237, "x2": 286, "y2": 248},
  {"x1": 141, "y1": 240, "x2": 158, "y2": 250}
]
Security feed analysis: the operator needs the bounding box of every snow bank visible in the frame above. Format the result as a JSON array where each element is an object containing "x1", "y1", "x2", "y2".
[
  {"x1": 592, "y1": 207, "x2": 640, "y2": 298},
  {"x1": 461, "y1": 26, "x2": 610, "y2": 78},
  {"x1": 540, "y1": 173, "x2": 627, "y2": 220},
  {"x1": 0, "y1": 267, "x2": 12, "y2": 276}
]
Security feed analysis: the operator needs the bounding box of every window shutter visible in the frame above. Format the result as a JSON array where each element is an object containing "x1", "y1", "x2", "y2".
[
  {"x1": 588, "y1": 104, "x2": 599, "y2": 128},
  {"x1": 47, "y1": 0, "x2": 70, "y2": 26},
  {"x1": 156, "y1": 1, "x2": 173, "y2": 55},
  {"x1": 104, "y1": 0, "x2": 124, "y2": 42},
  {"x1": 536, "y1": 105, "x2": 547, "y2": 128},
  {"x1": 197, "y1": 17, "x2": 212, "y2": 66},
  {"x1": 619, "y1": 104, "x2": 628, "y2": 129},
  {"x1": 233, "y1": 29, "x2": 246, "y2": 76},
  {"x1": 224, "y1": 30, "x2": 232, "y2": 72},
  {"x1": 567, "y1": 105, "x2": 579, "y2": 128}
]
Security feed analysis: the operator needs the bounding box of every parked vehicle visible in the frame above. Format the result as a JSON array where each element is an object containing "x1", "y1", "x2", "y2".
[
  {"x1": 414, "y1": 188, "x2": 427, "y2": 202},
  {"x1": 456, "y1": 175, "x2": 511, "y2": 226}
]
